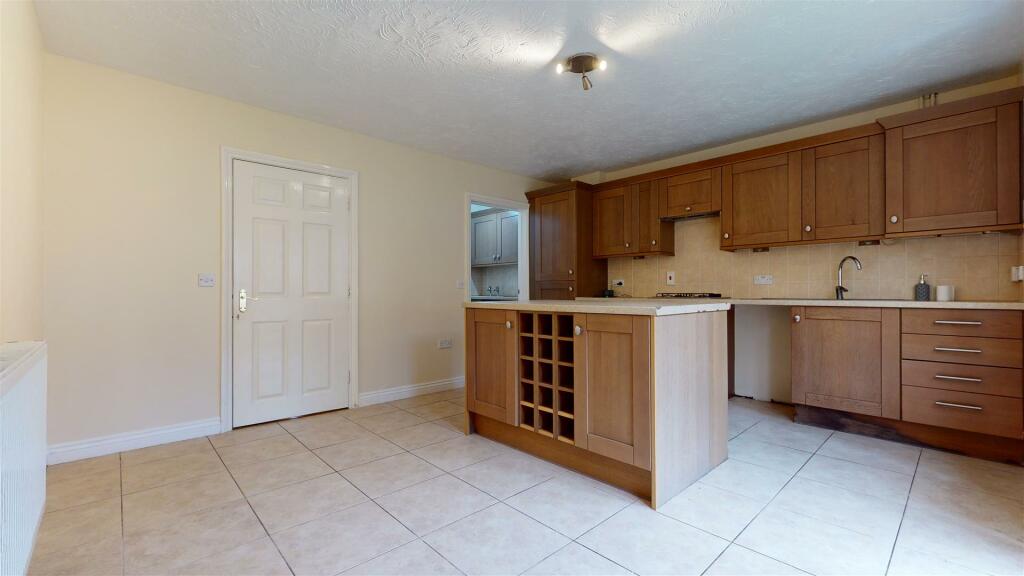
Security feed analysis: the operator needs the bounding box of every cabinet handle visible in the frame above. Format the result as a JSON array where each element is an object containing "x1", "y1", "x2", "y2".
[
  {"x1": 890, "y1": 215, "x2": 899, "y2": 224},
  {"x1": 685, "y1": 206, "x2": 692, "y2": 212},
  {"x1": 934, "y1": 346, "x2": 982, "y2": 354},
  {"x1": 505, "y1": 321, "x2": 512, "y2": 329},
  {"x1": 934, "y1": 320, "x2": 982, "y2": 326},
  {"x1": 625, "y1": 242, "x2": 630, "y2": 248},
  {"x1": 934, "y1": 374, "x2": 983, "y2": 383},
  {"x1": 568, "y1": 285, "x2": 574, "y2": 292},
  {"x1": 651, "y1": 240, "x2": 657, "y2": 246},
  {"x1": 794, "y1": 314, "x2": 801, "y2": 323},
  {"x1": 804, "y1": 225, "x2": 812, "y2": 232},
  {"x1": 574, "y1": 325, "x2": 583, "y2": 336},
  {"x1": 723, "y1": 233, "x2": 730, "y2": 239},
  {"x1": 934, "y1": 401, "x2": 983, "y2": 411},
  {"x1": 568, "y1": 268, "x2": 574, "y2": 275}
]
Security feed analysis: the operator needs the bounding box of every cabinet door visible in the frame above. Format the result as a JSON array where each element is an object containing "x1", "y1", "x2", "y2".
[
  {"x1": 497, "y1": 212, "x2": 519, "y2": 264},
  {"x1": 658, "y1": 167, "x2": 722, "y2": 218},
  {"x1": 638, "y1": 181, "x2": 674, "y2": 254},
  {"x1": 466, "y1": 309, "x2": 517, "y2": 424},
  {"x1": 886, "y1": 104, "x2": 1021, "y2": 234},
  {"x1": 592, "y1": 186, "x2": 636, "y2": 257},
  {"x1": 801, "y1": 135, "x2": 884, "y2": 241},
  {"x1": 721, "y1": 152, "x2": 802, "y2": 248},
  {"x1": 534, "y1": 280, "x2": 574, "y2": 300},
  {"x1": 533, "y1": 192, "x2": 575, "y2": 281},
  {"x1": 577, "y1": 314, "x2": 651, "y2": 469},
  {"x1": 791, "y1": 307, "x2": 900, "y2": 418},
  {"x1": 471, "y1": 214, "x2": 498, "y2": 265}
]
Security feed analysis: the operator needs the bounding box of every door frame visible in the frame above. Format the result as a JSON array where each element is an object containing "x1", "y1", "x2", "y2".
[
  {"x1": 465, "y1": 193, "x2": 529, "y2": 302},
  {"x1": 220, "y1": 147, "x2": 360, "y2": 432}
]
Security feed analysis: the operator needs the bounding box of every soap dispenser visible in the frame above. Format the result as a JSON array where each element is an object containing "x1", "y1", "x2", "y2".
[{"x1": 914, "y1": 274, "x2": 931, "y2": 301}]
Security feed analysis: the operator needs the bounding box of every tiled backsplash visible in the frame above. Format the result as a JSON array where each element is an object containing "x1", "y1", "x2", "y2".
[
  {"x1": 471, "y1": 264, "x2": 518, "y2": 297},
  {"x1": 607, "y1": 217, "x2": 1024, "y2": 302}
]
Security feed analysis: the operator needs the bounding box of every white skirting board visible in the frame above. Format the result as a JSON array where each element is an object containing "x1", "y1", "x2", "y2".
[
  {"x1": 47, "y1": 417, "x2": 221, "y2": 465},
  {"x1": 358, "y1": 376, "x2": 464, "y2": 406}
]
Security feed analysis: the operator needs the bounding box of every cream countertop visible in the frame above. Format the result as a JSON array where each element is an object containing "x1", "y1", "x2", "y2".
[
  {"x1": 582, "y1": 297, "x2": 1024, "y2": 310},
  {"x1": 463, "y1": 299, "x2": 731, "y2": 316}
]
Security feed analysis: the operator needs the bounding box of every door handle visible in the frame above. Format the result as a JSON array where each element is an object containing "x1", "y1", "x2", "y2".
[{"x1": 238, "y1": 288, "x2": 259, "y2": 314}]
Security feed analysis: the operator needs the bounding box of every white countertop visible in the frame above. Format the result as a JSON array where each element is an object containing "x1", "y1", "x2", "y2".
[{"x1": 587, "y1": 297, "x2": 1024, "y2": 310}]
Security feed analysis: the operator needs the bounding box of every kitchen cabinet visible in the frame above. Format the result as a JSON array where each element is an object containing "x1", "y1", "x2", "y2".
[
  {"x1": 592, "y1": 181, "x2": 673, "y2": 258},
  {"x1": 879, "y1": 88, "x2": 1023, "y2": 236},
  {"x1": 528, "y1": 182, "x2": 607, "y2": 299},
  {"x1": 465, "y1": 308, "x2": 517, "y2": 425},
  {"x1": 791, "y1": 307, "x2": 900, "y2": 418},
  {"x1": 497, "y1": 212, "x2": 519, "y2": 264},
  {"x1": 800, "y1": 135, "x2": 885, "y2": 241},
  {"x1": 721, "y1": 152, "x2": 802, "y2": 248},
  {"x1": 658, "y1": 167, "x2": 722, "y2": 219},
  {"x1": 472, "y1": 211, "x2": 519, "y2": 265}
]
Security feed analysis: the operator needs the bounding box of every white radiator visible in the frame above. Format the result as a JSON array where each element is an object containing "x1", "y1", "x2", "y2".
[{"x1": 0, "y1": 342, "x2": 47, "y2": 576}]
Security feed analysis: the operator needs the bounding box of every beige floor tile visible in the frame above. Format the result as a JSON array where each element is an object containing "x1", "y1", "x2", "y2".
[
  {"x1": 314, "y1": 436, "x2": 405, "y2": 471},
  {"x1": 46, "y1": 454, "x2": 120, "y2": 485},
  {"x1": 412, "y1": 434, "x2": 507, "y2": 471},
  {"x1": 704, "y1": 545, "x2": 807, "y2": 576},
  {"x1": 33, "y1": 497, "x2": 122, "y2": 558},
  {"x1": 434, "y1": 414, "x2": 468, "y2": 433},
  {"x1": 272, "y1": 501, "x2": 415, "y2": 576},
  {"x1": 229, "y1": 450, "x2": 333, "y2": 496},
  {"x1": 506, "y1": 475, "x2": 633, "y2": 539},
  {"x1": 121, "y1": 437, "x2": 213, "y2": 467},
  {"x1": 896, "y1": 501, "x2": 1024, "y2": 575},
  {"x1": 392, "y1": 390, "x2": 463, "y2": 410},
  {"x1": 379, "y1": 421, "x2": 463, "y2": 450},
  {"x1": 798, "y1": 454, "x2": 912, "y2": 502},
  {"x1": 916, "y1": 449, "x2": 1024, "y2": 502},
  {"x1": 738, "y1": 419, "x2": 832, "y2": 452},
  {"x1": 249, "y1": 473, "x2": 368, "y2": 533},
  {"x1": 342, "y1": 403, "x2": 400, "y2": 422},
  {"x1": 657, "y1": 481, "x2": 765, "y2": 540},
  {"x1": 121, "y1": 450, "x2": 226, "y2": 494},
  {"x1": 341, "y1": 452, "x2": 444, "y2": 498},
  {"x1": 577, "y1": 502, "x2": 728, "y2": 575},
  {"x1": 123, "y1": 470, "x2": 243, "y2": 535},
  {"x1": 342, "y1": 540, "x2": 460, "y2": 575},
  {"x1": 886, "y1": 544, "x2": 988, "y2": 576},
  {"x1": 524, "y1": 542, "x2": 630, "y2": 575},
  {"x1": 208, "y1": 422, "x2": 287, "y2": 449},
  {"x1": 405, "y1": 400, "x2": 464, "y2": 421},
  {"x1": 817, "y1": 431, "x2": 921, "y2": 475},
  {"x1": 357, "y1": 410, "x2": 428, "y2": 433},
  {"x1": 290, "y1": 419, "x2": 373, "y2": 450},
  {"x1": 28, "y1": 535, "x2": 123, "y2": 576},
  {"x1": 727, "y1": 435, "x2": 812, "y2": 475},
  {"x1": 124, "y1": 500, "x2": 266, "y2": 575},
  {"x1": 698, "y1": 458, "x2": 792, "y2": 504},
  {"x1": 377, "y1": 474, "x2": 496, "y2": 536},
  {"x1": 217, "y1": 433, "x2": 308, "y2": 468},
  {"x1": 736, "y1": 505, "x2": 893, "y2": 576},
  {"x1": 769, "y1": 477, "x2": 905, "y2": 541},
  {"x1": 908, "y1": 475, "x2": 1023, "y2": 540},
  {"x1": 175, "y1": 536, "x2": 292, "y2": 576},
  {"x1": 279, "y1": 410, "x2": 351, "y2": 433},
  {"x1": 45, "y1": 467, "x2": 121, "y2": 512},
  {"x1": 424, "y1": 503, "x2": 570, "y2": 576},
  {"x1": 452, "y1": 452, "x2": 560, "y2": 499}
]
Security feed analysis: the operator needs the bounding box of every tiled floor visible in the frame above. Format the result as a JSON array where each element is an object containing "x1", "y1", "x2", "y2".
[{"x1": 30, "y1": 392, "x2": 1024, "y2": 576}]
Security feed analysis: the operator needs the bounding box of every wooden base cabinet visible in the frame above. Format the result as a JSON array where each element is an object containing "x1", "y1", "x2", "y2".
[{"x1": 465, "y1": 309, "x2": 517, "y2": 425}]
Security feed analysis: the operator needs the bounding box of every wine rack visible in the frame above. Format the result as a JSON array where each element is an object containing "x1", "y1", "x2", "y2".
[{"x1": 518, "y1": 312, "x2": 577, "y2": 444}]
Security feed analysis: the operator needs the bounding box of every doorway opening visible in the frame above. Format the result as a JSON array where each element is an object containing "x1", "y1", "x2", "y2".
[{"x1": 465, "y1": 195, "x2": 529, "y2": 303}]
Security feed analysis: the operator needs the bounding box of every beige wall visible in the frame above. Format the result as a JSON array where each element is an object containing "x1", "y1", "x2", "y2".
[
  {"x1": 590, "y1": 75, "x2": 1024, "y2": 303},
  {"x1": 0, "y1": 0, "x2": 44, "y2": 342},
  {"x1": 43, "y1": 55, "x2": 543, "y2": 445}
]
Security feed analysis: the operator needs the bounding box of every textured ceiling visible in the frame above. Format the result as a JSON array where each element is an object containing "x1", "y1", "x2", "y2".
[{"x1": 35, "y1": 1, "x2": 1024, "y2": 180}]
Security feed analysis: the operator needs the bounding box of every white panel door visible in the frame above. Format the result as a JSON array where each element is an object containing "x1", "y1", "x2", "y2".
[{"x1": 233, "y1": 160, "x2": 351, "y2": 426}]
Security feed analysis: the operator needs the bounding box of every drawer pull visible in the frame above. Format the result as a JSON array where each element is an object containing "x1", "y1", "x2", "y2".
[
  {"x1": 934, "y1": 374, "x2": 983, "y2": 383},
  {"x1": 934, "y1": 401, "x2": 983, "y2": 411},
  {"x1": 934, "y1": 346, "x2": 982, "y2": 354},
  {"x1": 934, "y1": 320, "x2": 983, "y2": 326}
]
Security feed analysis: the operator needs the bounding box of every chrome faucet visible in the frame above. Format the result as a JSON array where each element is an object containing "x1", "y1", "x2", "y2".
[{"x1": 836, "y1": 256, "x2": 862, "y2": 300}]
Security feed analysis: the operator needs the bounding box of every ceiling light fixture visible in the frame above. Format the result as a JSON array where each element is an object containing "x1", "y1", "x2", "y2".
[{"x1": 556, "y1": 53, "x2": 606, "y2": 91}]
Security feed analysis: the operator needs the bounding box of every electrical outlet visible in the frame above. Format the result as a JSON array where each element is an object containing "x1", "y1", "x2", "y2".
[
  {"x1": 666, "y1": 271, "x2": 676, "y2": 285},
  {"x1": 753, "y1": 274, "x2": 774, "y2": 286},
  {"x1": 611, "y1": 279, "x2": 625, "y2": 287},
  {"x1": 1012, "y1": 266, "x2": 1024, "y2": 282},
  {"x1": 438, "y1": 338, "x2": 453, "y2": 349}
]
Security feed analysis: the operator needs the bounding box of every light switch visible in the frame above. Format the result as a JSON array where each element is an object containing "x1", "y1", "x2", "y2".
[
  {"x1": 666, "y1": 271, "x2": 676, "y2": 285},
  {"x1": 438, "y1": 338, "x2": 453, "y2": 349},
  {"x1": 198, "y1": 273, "x2": 216, "y2": 288}
]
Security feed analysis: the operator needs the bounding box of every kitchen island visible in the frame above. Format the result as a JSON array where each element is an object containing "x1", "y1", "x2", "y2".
[{"x1": 464, "y1": 299, "x2": 730, "y2": 507}]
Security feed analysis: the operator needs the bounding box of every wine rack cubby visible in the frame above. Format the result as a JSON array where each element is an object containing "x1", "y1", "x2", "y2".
[{"x1": 518, "y1": 311, "x2": 577, "y2": 444}]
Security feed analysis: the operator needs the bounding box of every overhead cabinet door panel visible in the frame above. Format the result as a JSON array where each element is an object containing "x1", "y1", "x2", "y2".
[
  {"x1": 533, "y1": 192, "x2": 575, "y2": 281},
  {"x1": 801, "y1": 135, "x2": 884, "y2": 241},
  {"x1": 722, "y1": 152, "x2": 802, "y2": 247},
  {"x1": 592, "y1": 186, "x2": 635, "y2": 257}
]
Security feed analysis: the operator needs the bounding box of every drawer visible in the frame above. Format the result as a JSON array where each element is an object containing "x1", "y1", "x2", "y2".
[
  {"x1": 902, "y1": 309, "x2": 1022, "y2": 339},
  {"x1": 902, "y1": 360, "x2": 1022, "y2": 398},
  {"x1": 902, "y1": 385, "x2": 1023, "y2": 439},
  {"x1": 901, "y1": 334, "x2": 1022, "y2": 368}
]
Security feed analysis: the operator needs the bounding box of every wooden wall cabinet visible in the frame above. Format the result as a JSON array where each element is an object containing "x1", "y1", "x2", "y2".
[
  {"x1": 466, "y1": 309, "x2": 517, "y2": 425},
  {"x1": 592, "y1": 181, "x2": 673, "y2": 258},
  {"x1": 658, "y1": 168, "x2": 722, "y2": 219},
  {"x1": 880, "y1": 89, "x2": 1023, "y2": 237},
  {"x1": 791, "y1": 307, "x2": 900, "y2": 419},
  {"x1": 721, "y1": 152, "x2": 802, "y2": 248},
  {"x1": 528, "y1": 182, "x2": 607, "y2": 299},
  {"x1": 800, "y1": 135, "x2": 885, "y2": 241}
]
